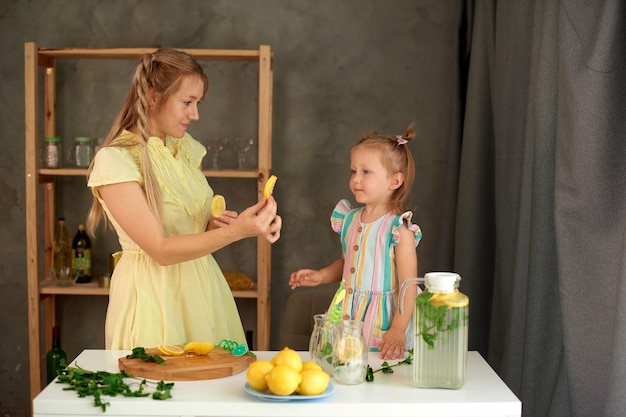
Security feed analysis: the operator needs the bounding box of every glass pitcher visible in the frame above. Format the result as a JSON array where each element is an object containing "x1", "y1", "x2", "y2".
[
  {"x1": 399, "y1": 272, "x2": 469, "y2": 389},
  {"x1": 331, "y1": 320, "x2": 368, "y2": 385},
  {"x1": 309, "y1": 314, "x2": 334, "y2": 375}
]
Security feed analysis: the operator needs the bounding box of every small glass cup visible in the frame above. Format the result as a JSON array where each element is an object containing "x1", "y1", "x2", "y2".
[
  {"x1": 331, "y1": 320, "x2": 368, "y2": 385},
  {"x1": 56, "y1": 266, "x2": 73, "y2": 287},
  {"x1": 232, "y1": 137, "x2": 255, "y2": 170},
  {"x1": 205, "y1": 137, "x2": 227, "y2": 170}
]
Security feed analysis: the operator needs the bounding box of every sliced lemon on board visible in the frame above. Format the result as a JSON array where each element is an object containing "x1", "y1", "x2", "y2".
[
  {"x1": 183, "y1": 341, "x2": 215, "y2": 355},
  {"x1": 263, "y1": 175, "x2": 277, "y2": 200},
  {"x1": 157, "y1": 344, "x2": 184, "y2": 356},
  {"x1": 211, "y1": 194, "x2": 226, "y2": 217},
  {"x1": 334, "y1": 335, "x2": 364, "y2": 362}
]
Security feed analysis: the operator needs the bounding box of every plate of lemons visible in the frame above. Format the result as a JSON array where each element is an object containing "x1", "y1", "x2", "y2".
[{"x1": 244, "y1": 347, "x2": 333, "y2": 401}]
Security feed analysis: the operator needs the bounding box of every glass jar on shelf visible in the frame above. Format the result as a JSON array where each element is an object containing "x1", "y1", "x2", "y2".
[
  {"x1": 69, "y1": 136, "x2": 93, "y2": 168},
  {"x1": 42, "y1": 136, "x2": 62, "y2": 168}
]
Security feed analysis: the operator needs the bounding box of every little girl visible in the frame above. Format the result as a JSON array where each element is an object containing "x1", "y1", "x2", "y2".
[{"x1": 289, "y1": 125, "x2": 422, "y2": 360}]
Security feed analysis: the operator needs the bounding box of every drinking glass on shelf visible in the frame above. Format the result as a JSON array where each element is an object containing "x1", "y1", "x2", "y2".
[
  {"x1": 233, "y1": 137, "x2": 255, "y2": 170},
  {"x1": 205, "y1": 137, "x2": 227, "y2": 170}
]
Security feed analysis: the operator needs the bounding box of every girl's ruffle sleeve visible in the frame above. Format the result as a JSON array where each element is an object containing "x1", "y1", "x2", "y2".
[
  {"x1": 330, "y1": 199, "x2": 353, "y2": 234},
  {"x1": 391, "y1": 211, "x2": 423, "y2": 247},
  {"x1": 87, "y1": 147, "x2": 142, "y2": 198}
]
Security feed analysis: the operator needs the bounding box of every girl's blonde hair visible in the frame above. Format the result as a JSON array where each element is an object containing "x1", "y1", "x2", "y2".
[
  {"x1": 86, "y1": 48, "x2": 209, "y2": 236},
  {"x1": 352, "y1": 124, "x2": 416, "y2": 214}
]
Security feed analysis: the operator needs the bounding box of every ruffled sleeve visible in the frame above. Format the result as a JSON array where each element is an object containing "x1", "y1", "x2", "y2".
[
  {"x1": 87, "y1": 146, "x2": 142, "y2": 198},
  {"x1": 330, "y1": 199, "x2": 353, "y2": 234},
  {"x1": 391, "y1": 211, "x2": 422, "y2": 247}
]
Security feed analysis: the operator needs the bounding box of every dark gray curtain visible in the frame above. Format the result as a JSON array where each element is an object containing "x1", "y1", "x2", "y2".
[{"x1": 456, "y1": 1, "x2": 626, "y2": 416}]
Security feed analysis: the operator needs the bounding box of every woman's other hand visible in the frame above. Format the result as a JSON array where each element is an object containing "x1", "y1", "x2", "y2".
[{"x1": 208, "y1": 210, "x2": 238, "y2": 230}]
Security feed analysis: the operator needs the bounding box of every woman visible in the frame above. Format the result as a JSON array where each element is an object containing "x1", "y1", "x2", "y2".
[{"x1": 86, "y1": 48, "x2": 281, "y2": 350}]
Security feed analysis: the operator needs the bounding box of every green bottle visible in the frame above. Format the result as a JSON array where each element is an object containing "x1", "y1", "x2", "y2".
[{"x1": 46, "y1": 326, "x2": 67, "y2": 384}]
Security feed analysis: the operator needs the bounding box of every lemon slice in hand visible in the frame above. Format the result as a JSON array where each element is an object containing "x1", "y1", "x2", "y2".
[
  {"x1": 263, "y1": 175, "x2": 277, "y2": 200},
  {"x1": 211, "y1": 194, "x2": 226, "y2": 217},
  {"x1": 334, "y1": 335, "x2": 364, "y2": 362},
  {"x1": 157, "y1": 344, "x2": 184, "y2": 356}
]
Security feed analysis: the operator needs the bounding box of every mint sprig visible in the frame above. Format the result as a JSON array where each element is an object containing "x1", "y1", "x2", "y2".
[{"x1": 366, "y1": 349, "x2": 413, "y2": 382}]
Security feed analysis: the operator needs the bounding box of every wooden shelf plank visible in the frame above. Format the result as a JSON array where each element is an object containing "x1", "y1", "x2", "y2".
[
  {"x1": 39, "y1": 168, "x2": 259, "y2": 179},
  {"x1": 37, "y1": 47, "x2": 261, "y2": 61},
  {"x1": 38, "y1": 280, "x2": 259, "y2": 299},
  {"x1": 39, "y1": 280, "x2": 109, "y2": 295}
]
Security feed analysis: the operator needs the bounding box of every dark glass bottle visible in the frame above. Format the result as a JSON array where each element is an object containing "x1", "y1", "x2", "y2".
[
  {"x1": 46, "y1": 326, "x2": 67, "y2": 384},
  {"x1": 72, "y1": 224, "x2": 92, "y2": 283}
]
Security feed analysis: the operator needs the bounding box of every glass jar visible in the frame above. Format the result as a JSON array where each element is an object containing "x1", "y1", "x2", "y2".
[
  {"x1": 412, "y1": 272, "x2": 469, "y2": 389},
  {"x1": 331, "y1": 319, "x2": 368, "y2": 385},
  {"x1": 71, "y1": 136, "x2": 93, "y2": 167},
  {"x1": 309, "y1": 314, "x2": 334, "y2": 375},
  {"x1": 42, "y1": 136, "x2": 61, "y2": 168}
]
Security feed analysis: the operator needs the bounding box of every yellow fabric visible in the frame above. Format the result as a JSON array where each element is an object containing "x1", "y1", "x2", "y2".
[{"x1": 88, "y1": 130, "x2": 245, "y2": 349}]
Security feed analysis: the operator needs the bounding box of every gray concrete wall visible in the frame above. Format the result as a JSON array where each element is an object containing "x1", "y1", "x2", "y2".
[{"x1": 0, "y1": 1, "x2": 461, "y2": 414}]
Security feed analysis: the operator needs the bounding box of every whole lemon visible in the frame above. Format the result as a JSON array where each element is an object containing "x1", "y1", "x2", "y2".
[
  {"x1": 265, "y1": 364, "x2": 302, "y2": 396},
  {"x1": 301, "y1": 361, "x2": 323, "y2": 371},
  {"x1": 246, "y1": 360, "x2": 274, "y2": 391},
  {"x1": 270, "y1": 347, "x2": 303, "y2": 372},
  {"x1": 298, "y1": 369, "x2": 331, "y2": 396}
]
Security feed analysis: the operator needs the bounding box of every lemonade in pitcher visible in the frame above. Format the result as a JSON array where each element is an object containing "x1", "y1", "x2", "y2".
[{"x1": 400, "y1": 272, "x2": 469, "y2": 389}]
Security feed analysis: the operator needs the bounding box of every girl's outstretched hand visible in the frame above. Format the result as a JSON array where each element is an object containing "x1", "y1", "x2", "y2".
[{"x1": 289, "y1": 269, "x2": 323, "y2": 289}]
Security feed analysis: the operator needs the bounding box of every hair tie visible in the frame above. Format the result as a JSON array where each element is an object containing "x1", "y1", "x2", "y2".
[{"x1": 395, "y1": 135, "x2": 408, "y2": 146}]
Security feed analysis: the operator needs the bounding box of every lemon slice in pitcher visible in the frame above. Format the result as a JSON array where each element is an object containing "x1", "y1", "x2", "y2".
[
  {"x1": 429, "y1": 292, "x2": 469, "y2": 308},
  {"x1": 334, "y1": 335, "x2": 364, "y2": 362},
  {"x1": 263, "y1": 175, "x2": 277, "y2": 200},
  {"x1": 211, "y1": 194, "x2": 226, "y2": 217}
]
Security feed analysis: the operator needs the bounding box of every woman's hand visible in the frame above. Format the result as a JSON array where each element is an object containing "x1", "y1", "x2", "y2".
[
  {"x1": 208, "y1": 210, "x2": 238, "y2": 230},
  {"x1": 230, "y1": 196, "x2": 282, "y2": 242}
]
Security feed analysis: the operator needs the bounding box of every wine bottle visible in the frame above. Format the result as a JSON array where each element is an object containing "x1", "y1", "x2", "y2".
[
  {"x1": 72, "y1": 224, "x2": 92, "y2": 283},
  {"x1": 46, "y1": 326, "x2": 67, "y2": 384}
]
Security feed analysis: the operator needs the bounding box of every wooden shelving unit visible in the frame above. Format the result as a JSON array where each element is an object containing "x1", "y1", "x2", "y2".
[{"x1": 24, "y1": 43, "x2": 274, "y2": 398}]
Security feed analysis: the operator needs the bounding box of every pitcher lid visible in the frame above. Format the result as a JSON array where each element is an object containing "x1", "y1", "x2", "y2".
[{"x1": 424, "y1": 272, "x2": 461, "y2": 293}]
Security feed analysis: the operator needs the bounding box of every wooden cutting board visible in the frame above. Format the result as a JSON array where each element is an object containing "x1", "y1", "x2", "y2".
[{"x1": 118, "y1": 347, "x2": 256, "y2": 381}]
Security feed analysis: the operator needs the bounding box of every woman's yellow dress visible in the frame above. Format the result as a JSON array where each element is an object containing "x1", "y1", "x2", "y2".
[{"x1": 88, "y1": 130, "x2": 246, "y2": 349}]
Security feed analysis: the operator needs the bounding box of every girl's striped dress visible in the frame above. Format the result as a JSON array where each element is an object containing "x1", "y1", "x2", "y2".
[{"x1": 329, "y1": 199, "x2": 422, "y2": 351}]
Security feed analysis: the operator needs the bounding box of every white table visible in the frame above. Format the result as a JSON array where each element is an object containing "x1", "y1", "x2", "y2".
[{"x1": 33, "y1": 350, "x2": 521, "y2": 417}]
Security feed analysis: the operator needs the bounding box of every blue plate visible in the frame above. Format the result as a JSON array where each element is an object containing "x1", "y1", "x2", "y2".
[{"x1": 244, "y1": 382, "x2": 335, "y2": 401}]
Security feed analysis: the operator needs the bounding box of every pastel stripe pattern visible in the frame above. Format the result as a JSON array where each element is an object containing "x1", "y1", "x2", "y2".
[{"x1": 328, "y1": 199, "x2": 422, "y2": 351}]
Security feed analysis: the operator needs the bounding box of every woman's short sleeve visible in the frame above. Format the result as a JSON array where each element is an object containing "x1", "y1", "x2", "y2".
[
  {"x1": 391, "y1": 211, "x2": 423, "y2": 247},
  {"x1": 330, "y1": 199, "x2": 353, "y2": 234},
  {"x1": 87, "y1": 147, "x2": 142, "y2": 195}
]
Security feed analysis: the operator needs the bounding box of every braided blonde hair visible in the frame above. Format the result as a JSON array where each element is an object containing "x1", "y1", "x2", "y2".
[
  {"x1": 86, "y1": 48, "x2": 209, "y2": 235},
  {"x1": 352, "y1": 124, "x2": 416, "y2": 214}
]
